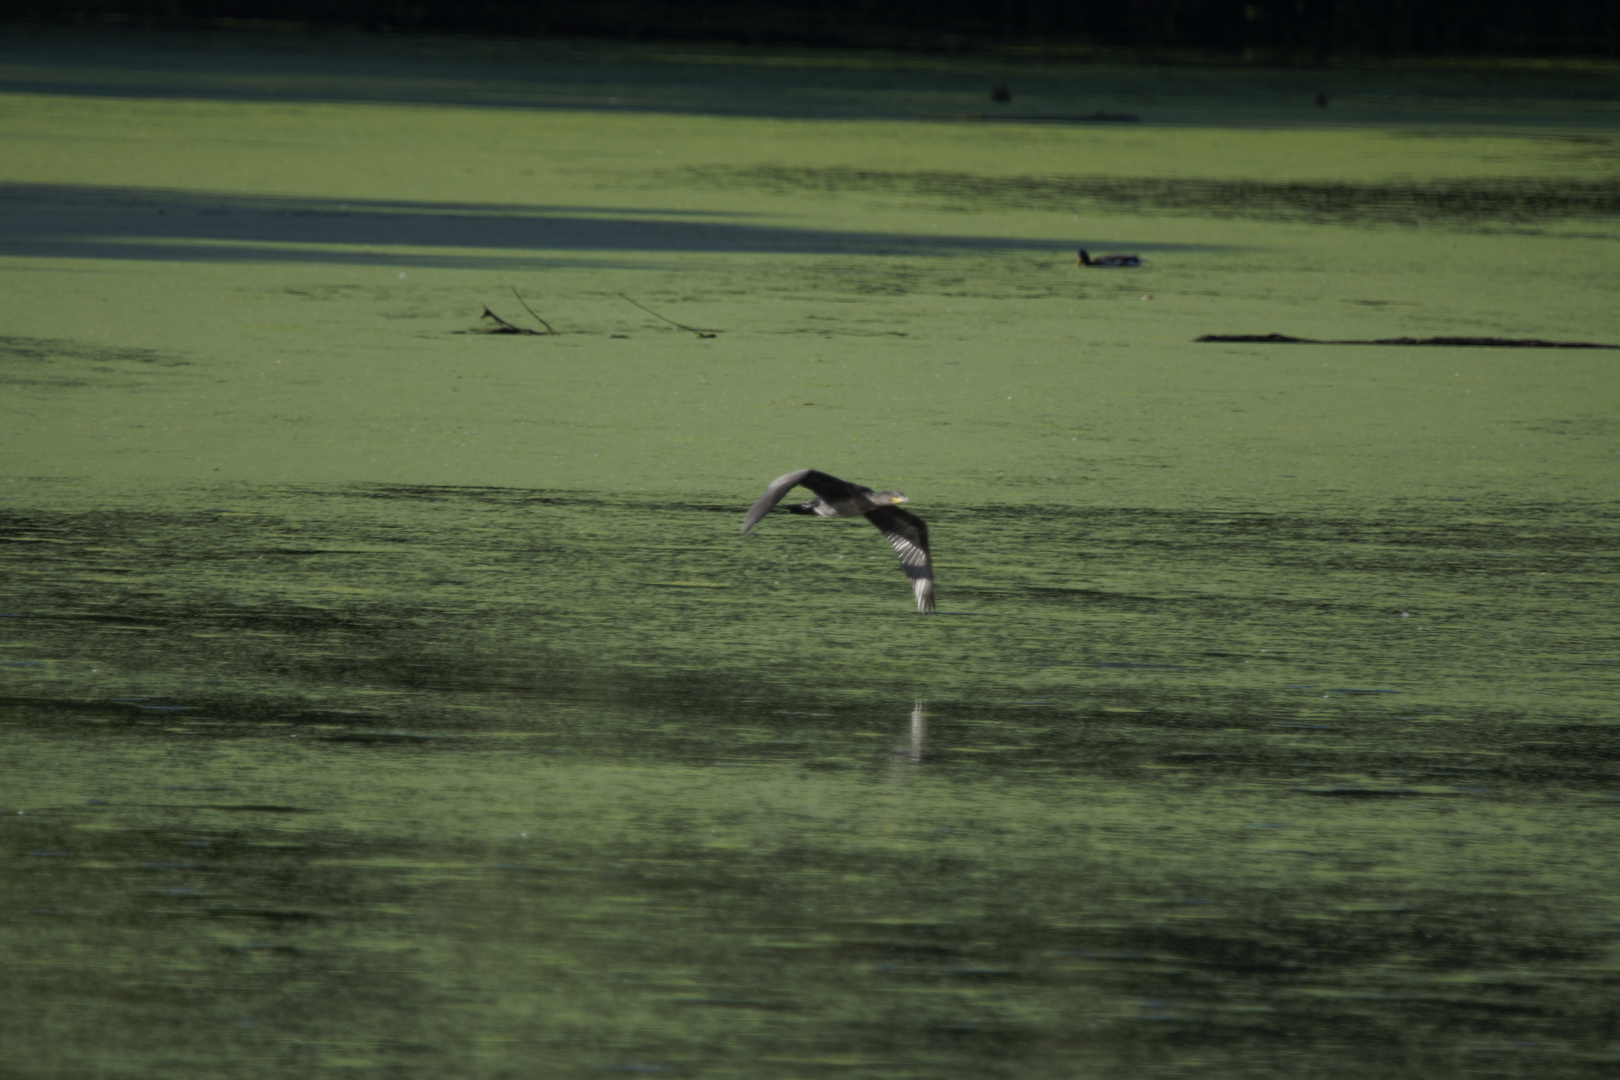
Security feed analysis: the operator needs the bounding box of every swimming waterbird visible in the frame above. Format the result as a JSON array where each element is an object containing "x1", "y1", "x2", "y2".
[
  {"x1": 741, "y1": 469, "x2": 935, "y2": 613},
  {"x1": 1078, "y1": 249, "x2": 1143, "y2": 268}
]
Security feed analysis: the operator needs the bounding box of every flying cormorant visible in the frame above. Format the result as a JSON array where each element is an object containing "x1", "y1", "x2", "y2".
[{"x1": 741, "y1": 469, "x2": 935, "y2": 613}]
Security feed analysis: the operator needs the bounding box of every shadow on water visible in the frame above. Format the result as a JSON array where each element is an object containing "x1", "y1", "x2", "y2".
[
  {"x1": 0, "y1": 183, "x2": 1106, "y2": 267},
  {"x1": 3, "y1": 483, "x2": 1616, "y2": 766},
  {"x1": 3, "y1": 484, "x2": 1619, "y2": 1076},
  {"x1": 693, "y1": 165, "x2": 1620, "y2": 230}
]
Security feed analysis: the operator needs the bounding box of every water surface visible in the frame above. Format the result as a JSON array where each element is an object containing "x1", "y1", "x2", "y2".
[{"x1": 2, "y1": 27, "x2": 1618, "y2": 1079}]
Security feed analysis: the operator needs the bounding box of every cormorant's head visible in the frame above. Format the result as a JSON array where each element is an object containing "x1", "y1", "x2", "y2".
[{"x1": 874, "y1": 490, "x2": 909, "y2": 505}]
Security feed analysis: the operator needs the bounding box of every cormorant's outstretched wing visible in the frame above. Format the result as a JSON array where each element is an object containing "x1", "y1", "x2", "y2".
[
  {"x1": 740, "y1": 469, "x2": 865, "y2": 532},
  {"x1": 867, "y1": 506, "x2": 935, "y2": 613}
]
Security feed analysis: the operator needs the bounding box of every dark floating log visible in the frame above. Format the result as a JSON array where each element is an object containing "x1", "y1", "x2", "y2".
[{"x1": 1196, "y1": 333, "x2": 1620, "y2": 349}]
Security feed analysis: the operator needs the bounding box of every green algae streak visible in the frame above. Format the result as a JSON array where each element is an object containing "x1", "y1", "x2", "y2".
[{"x1": 2, "y1": 27, "x2": 1618, "y2": 1080}]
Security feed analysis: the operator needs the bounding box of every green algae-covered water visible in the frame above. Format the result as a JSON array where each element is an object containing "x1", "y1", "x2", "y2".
[{"x1": 2, "y1": 26, "x2": 1619, "y2": 1079}]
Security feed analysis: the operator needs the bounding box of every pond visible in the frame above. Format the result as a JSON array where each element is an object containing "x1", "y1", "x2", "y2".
[{"x1": 2, "y1": 24, "x2": 1618, "y2": 1080}]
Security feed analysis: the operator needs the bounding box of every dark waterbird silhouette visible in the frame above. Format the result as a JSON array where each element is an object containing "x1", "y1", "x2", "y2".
[
  {"x1": 1078, "y1": 249, "x2": 1142, "y2": 268},
  {"x1": 741, "y1": 469, "x2": 935, "y2": 613}
]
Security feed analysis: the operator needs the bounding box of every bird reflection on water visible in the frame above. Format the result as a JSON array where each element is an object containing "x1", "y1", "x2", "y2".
[{"x1": 888, "y1": 700, "x2": 928, "y2": 782}]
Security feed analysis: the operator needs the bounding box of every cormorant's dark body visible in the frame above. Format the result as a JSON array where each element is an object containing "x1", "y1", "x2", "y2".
[{"x1": 1078, "y1": 249, "x2": 1143, "y2": 268}]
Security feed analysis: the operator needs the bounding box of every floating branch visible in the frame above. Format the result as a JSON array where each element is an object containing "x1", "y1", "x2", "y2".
[
  {"x1": 618, "y1": 293, "x2": 720, "y2": 338},
  {"x1": 1196, "y1": 333, "x2": 1620, "y2": 350},
  {"x1": 475, "y1": 306, "x2": 542, "y2": 335},
  {"x1": 467, "y1": 289, "x2": 555, "y2": 335}
]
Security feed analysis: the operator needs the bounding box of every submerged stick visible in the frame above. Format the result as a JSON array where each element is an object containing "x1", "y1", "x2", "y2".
[
  {"x1": 618, "y1": 293, "x2": 720, "y2": 338},
  {"x1": 511, "y1": 288, "x2": 557, "y2": 335},
  {"x1": 1197, "y1": 333, "x2": 1620, "y2": 349}
]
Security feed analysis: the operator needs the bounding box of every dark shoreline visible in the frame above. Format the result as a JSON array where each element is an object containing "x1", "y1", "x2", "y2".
[{"x1": 3, "y1": 0, "x2": 1618, "y2": 60}]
